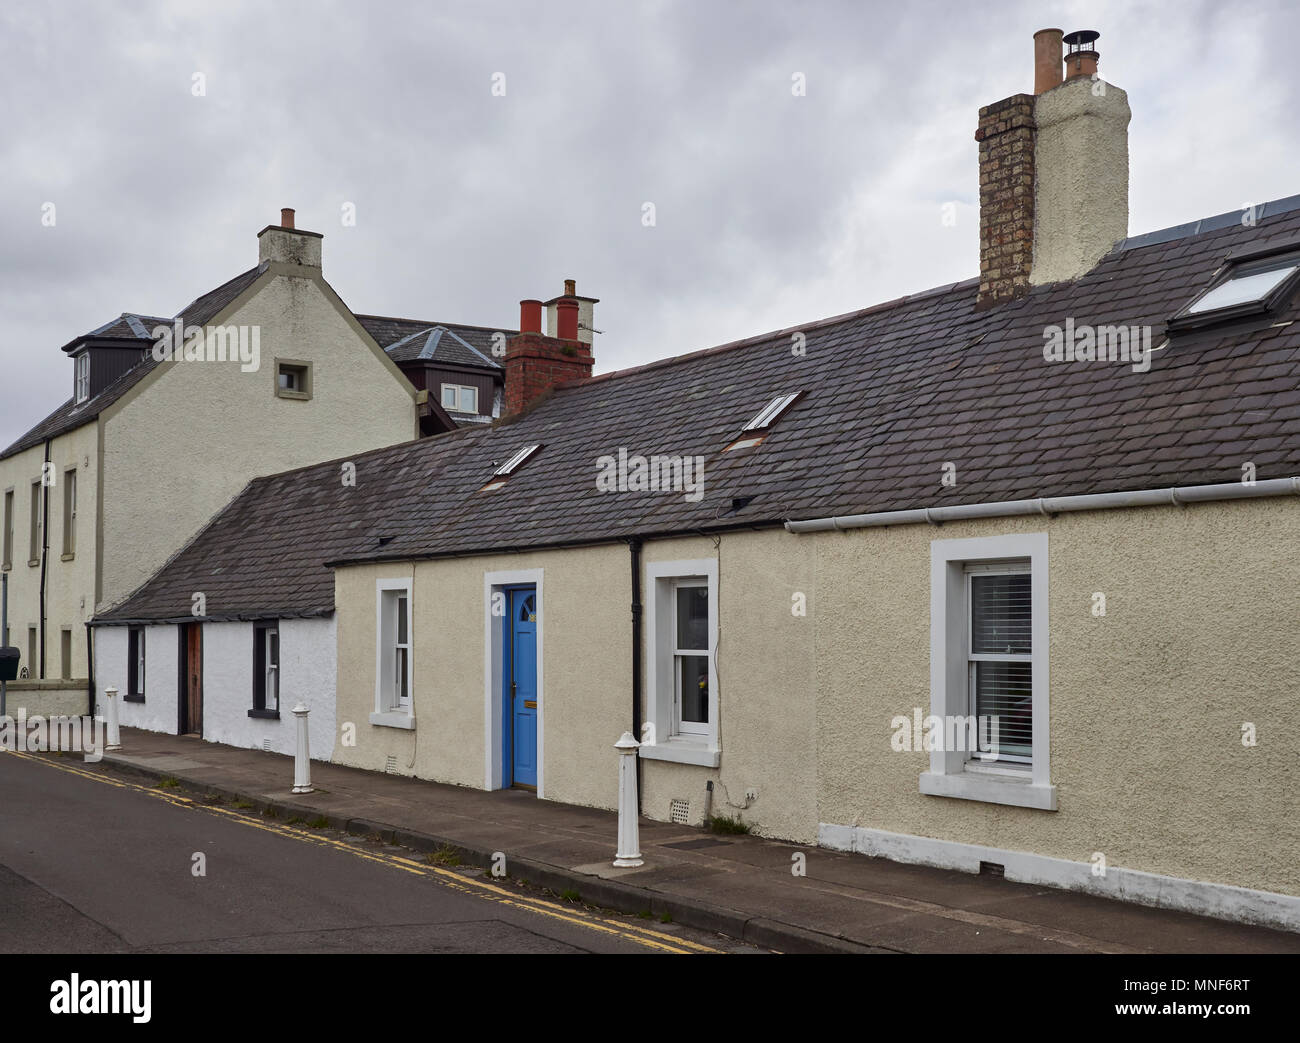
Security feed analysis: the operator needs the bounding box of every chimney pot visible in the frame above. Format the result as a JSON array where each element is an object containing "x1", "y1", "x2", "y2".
[
  {"x1": 556, "y1": 297, "x2": 580, "y2": 340},
  {"x1": 1062, "y1": 29, "x2": 1101, "y2": 81},
  {"x1": 564, "y1": 278, "x2": 576, "y2": 296},
  {"x1": 281, "y1": 207, "x2": 295, "y2": 229},
  {"x1": 1034, "y1": 28, "x2": 1063, "y2": 94},
  {"x1": 519, "y1": 299, "x2": 543, "y2": 334}
]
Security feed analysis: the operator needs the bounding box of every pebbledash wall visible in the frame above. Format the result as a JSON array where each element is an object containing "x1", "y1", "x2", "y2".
[
  {"x1": 331, "y1": 495, "x2": 1300, "y2": 930},
  {"x1": 94, "y1": 617, "x2": 337, "y2": 760}
]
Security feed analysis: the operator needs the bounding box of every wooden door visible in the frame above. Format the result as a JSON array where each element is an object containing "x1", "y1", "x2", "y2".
[{"x1": 181, "y1": 623, "x2": 203, "y2": 735}]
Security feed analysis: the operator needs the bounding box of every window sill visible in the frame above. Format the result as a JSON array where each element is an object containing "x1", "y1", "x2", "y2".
[
  {"x1": 123, "y1": 693, "x2": 145, "y2": 704},
  {"x1": 919, "y1": 769, "x2": 1057, "y2": 811},
  {"x1": 27, "y1": 560, "x2": 39, "y2": 568},
  {"x1": 369, "y1": 710, "x2": 415, "y2": 730},
  {"x1": 276, "y1": 390, "x2": 311, "y2": 402},
  {"x1": 60, "y1": 552, "x2": 74, "y2": 562},
  {"x1": 247, "y1": 708, "x2": 281, "y2": 720},
  {"x1": 639, "y1": 738, "x2": 720, "y2": 768}
]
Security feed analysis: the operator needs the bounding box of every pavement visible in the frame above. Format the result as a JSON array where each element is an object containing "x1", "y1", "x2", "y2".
[{"x1": 89, "y1": 728, "x2": 1300, "y2": 954}]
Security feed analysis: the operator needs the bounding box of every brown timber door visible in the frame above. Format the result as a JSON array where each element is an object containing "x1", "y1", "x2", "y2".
[{"x1": 181, "y1": 623, "x2": 203, "y2": 735}]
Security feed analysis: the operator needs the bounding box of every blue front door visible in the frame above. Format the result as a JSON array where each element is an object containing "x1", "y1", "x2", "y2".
[{"x1": 505, "y1": 587, "x2": 538, "y2": 788}]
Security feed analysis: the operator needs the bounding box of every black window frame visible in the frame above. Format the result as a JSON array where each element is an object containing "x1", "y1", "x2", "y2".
[
  {"x1": 1167, "y1": 246, "x2": 1300, "y2": 333},
  {"x1": 249, "y1": 620, "x2": 281, "y2": 718},
  {"x1": 125, "y1": 626, "x2": 146, "y2": 702}
]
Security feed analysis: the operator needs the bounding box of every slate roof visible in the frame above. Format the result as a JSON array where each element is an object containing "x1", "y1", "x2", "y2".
[
  {"x1": 98, "y1": 195, "x2": 1300, "y2": 622},
  {"x1": 1, "y1": 265, "x2": 268, "y2": 460},
  {"x1": 357, "y1": 314, "x2": 509, "y2": 370}
]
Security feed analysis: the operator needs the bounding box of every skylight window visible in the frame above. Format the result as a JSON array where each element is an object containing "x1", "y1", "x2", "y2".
[
  {"x1": 494, "y1": 444, "x2": 541, "y2": 476},
  {"x1": 482, "y1": 444, "x2": 542, "y2": 491},
  {"x1": 724, "y1": 392, "x2": 803, "y2": 452},
  {"x1": 1170, "y1": 250, "x2": 1300, "y2": 331},
  {"x1": 743, "y1": 392, "x2": 801, "y2": 432}
]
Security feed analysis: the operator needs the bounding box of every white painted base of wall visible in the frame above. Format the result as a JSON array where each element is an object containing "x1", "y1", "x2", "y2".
[{"x1": 819, "y1": 823, "x2": 1300, "y2": 935}]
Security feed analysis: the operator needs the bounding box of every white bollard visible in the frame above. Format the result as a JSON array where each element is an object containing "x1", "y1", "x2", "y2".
[
  {"x1": 103, "y1": 685, "x2": 122, "y2": 751},
  {"x1": 613, "y1": 731, "x2": 643, "y2": 867},
  {"x1": 292, "y1": 702, "x2": 313, "y2": 794}
]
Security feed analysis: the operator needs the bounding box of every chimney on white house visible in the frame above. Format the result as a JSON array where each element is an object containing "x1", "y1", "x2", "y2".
[
  {"x1": 543, "y1": 278, "x2": 599, "y2": 345},
  {"x1": 975, "y1": 30, "x2": 1131, "y2": 307},
  {"x1": 258, "y1": 206, "x2": 323, "y2": 269}
]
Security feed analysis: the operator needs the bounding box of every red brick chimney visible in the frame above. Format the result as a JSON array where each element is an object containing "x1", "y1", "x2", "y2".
[{"x1": 504, "y1": 281, "x2": 595, "y2": 416}]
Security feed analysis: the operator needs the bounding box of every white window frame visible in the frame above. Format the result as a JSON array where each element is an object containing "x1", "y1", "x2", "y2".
[
  {"x1": 641, "y1": 558, "x2": 720, "y2": 767},
  {"x1": 441, "y1": 383, "x2": 479, "y2": 413},
  {"x1": 372, "y1": 578, "x2": 415, "y2": 729},
  {"x1": 965, "y1": 563, "x2": 1031, "y2": 765},
  {"x1": 74, "y1": 353, "x2": 90, "y2": 403},
  {"x1": 921, "y1": 532, "x2": 1055, "y2": 810}
]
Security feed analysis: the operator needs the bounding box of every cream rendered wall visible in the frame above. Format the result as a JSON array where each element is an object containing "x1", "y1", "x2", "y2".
[
  {"x1": 0, "y1": 421, "x2": 100, "y2": 681},
  {"x1": 332, "y1": 531, "x2": 817, "y2": 839},
  {"x1": 98, "y1": 269, "x2": 417, "y2": 611},
  {"x1": 638, "y1": 532, "x2": 818, "y2": 842},
  {"x1": 99, "y1": 623, "x2": 180, "y2": 734},
  {"x1": 332, "y1": 550, "x2": 627, "y2": 806},
  {"x1": 812, "y1": 497, "x2": 1300, "y2": 898}
]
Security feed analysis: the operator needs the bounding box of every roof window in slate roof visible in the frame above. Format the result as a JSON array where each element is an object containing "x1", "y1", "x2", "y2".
[
  {"x1": 1169, "y1": 247, "x2": 1300, "y2": 332},
  {"x1": 481, "y1": 444, "x2": 542, "y2": 491},
  {"x1": 725, "y1": 391, "x2": 803, "y2": 452}
]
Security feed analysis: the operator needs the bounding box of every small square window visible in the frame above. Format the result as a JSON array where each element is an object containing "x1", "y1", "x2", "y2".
[{"x1": 275, "y1": 360, "x2": 312, "y2": 400}]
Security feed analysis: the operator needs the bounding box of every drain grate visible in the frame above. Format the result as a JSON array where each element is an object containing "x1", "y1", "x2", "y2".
[{"x1": 669, "y1": 798, "x2": 690, "y2": 824}]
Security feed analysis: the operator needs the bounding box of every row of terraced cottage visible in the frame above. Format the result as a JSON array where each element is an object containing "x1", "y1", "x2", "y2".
[{"x1": 7, "y1": 31, "x2": 1300, "y2": 931}]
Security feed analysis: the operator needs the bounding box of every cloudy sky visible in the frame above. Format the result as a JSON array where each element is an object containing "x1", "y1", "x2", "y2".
[{"x1": 2, "y1": 0, "x2": 1298, "y2": 446}]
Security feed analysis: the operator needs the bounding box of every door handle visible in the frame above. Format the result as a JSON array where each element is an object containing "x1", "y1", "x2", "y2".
[{"x1": 524, "y1": 700, "x2": 537, "y2": 709}]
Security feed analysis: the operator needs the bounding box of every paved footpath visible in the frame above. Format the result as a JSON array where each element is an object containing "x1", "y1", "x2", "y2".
[{"x1": 66, "y1": 729, "x2": 1300, "y2": 953}]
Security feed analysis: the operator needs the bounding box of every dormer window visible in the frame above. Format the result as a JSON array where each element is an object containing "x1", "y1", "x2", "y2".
[
  {"x1": 1169, "y1": 248, "x2": 1300, "y2": 332},
  {"x1": 74, "y1": 353, "x2": 90, "y2": 404}
]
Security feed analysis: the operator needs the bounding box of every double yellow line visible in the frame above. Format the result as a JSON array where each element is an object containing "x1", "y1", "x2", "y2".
[{"x1": 10, "y1": 751, "x2": 722, "y2": 954}]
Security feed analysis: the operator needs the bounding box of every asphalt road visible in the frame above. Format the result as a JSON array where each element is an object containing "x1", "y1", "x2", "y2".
[{"x1": 0, "y1": 751, "x2": 752, "y2": 954}]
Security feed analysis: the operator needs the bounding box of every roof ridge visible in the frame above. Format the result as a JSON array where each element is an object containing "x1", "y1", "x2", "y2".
[
  {"x1": 355, "y1": 312, "x2": 516, "y2": 335},
  {"x1": 1116, "y1": 192, "x2": 1300, "y2": 253},
  {"x1": 573, "y1": 278, "x2": 978, "y2": 389}
]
